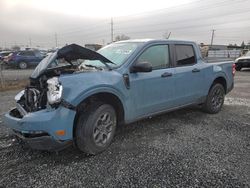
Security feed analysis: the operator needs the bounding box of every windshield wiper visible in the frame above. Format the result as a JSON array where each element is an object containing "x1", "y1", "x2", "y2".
[
  {"x1": 83, "y1": 64, "x2": 104, "y2": 70},
  {"x1": 100, "y1": 61, "x2": 116, "y2": 70}
]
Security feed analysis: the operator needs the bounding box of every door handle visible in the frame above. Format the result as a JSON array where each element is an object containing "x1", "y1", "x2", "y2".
[
  {"x1": 161, "y1": 72, "x2": 172, "y2": 77},
  {"x1": 192, "y1": 68, "x2": 200, "y2": 73}
]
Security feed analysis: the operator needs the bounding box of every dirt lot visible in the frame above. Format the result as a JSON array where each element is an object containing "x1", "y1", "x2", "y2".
[{"x1": 0, "y1": 70, "x2": 249, "y2": 187}]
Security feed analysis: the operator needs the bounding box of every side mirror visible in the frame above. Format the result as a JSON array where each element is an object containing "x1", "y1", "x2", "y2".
[{"x1": 130, "y1": 61, "x2": 152, "y2": 73}]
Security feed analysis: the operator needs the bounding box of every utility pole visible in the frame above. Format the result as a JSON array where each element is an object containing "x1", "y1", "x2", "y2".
[
  {"x1": 167, "y1": 32, "x2": 171, "y2": 39},
  {"x1": 111, "y1": 17, "x2": 114, "y2": 43},
  {"x1": 210, "y1": 29, "x2": 215, "y2": 47},
  {"x1": 163, "y1": 31, "x2": 171, "y2": 39},
  {"x1": 55, "y1": 33, "x2": 58, "y2": 47}
]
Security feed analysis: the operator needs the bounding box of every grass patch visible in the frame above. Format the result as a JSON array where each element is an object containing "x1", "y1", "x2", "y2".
[{"x1": 0, "y1": 79, "x2": 29, "y2": 91}]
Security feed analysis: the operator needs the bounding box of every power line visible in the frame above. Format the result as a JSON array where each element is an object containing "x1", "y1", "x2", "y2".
[
  {"x1": 114, "y1": 9, "x2": 250, "y2": 31},
  {"x1": 3, "y1": 0, "x2": 250, "y2": 47},
  {"x1": 57, "y1": 7, "x2": 250, "y2": 40},
  {"x1": 56, "y1": 0, "x2": 243, "y2": 37},
  {"x1": 42, "y1": 0, "x2": 249, "y2": 46},
  {"x1": 114, "y1": 19, "x2": 250, "y2": 37},
  {"x1": 57, "y1": 14, "x2": 250, "y2": 41},
  {"x1": 114, "y1": 0, "x2": 240, "y2": 24}
]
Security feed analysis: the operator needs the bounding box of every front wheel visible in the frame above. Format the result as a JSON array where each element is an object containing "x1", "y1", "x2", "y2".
[
  {"x1": 19, "y1": 62, "x2": 28, "y2": 69},
  {"x1": 202, "y1": 83, "x2": 225, "y2": 114},
  {"x1": 75, "y1": 102, "x2": 117, "y2": 155}
]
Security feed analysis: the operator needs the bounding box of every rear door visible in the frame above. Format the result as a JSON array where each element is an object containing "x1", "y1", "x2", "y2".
[
  {"x1": 129, "y1": 44, "x2": 176, "y2": 118},
  {"x1": 27, "y1": 51, "x2": 40, "y2": 65},
  {"x1": 173, "y1": 44, "x2": 204, "y2": 105},
  {"x1": 18, "y1": 51, "x2": 36, "y2": 64},
  {"x1": 34, "y1": 51, "x2": 44, "y2": 64}
]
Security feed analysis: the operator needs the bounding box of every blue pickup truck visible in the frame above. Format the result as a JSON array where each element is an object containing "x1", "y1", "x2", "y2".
[{"x1": 4, "y1": 39, "x2": 235, "y2": 154}]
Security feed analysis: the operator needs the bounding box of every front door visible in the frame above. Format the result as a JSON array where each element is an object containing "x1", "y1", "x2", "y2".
[{"x1": 129, "y1": 44, "x2": 176, "y2": 118}]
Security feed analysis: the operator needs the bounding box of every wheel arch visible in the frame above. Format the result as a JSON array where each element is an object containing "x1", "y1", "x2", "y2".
[
  {"x1": 210, "y1": 76, "x2": 227, "y2": 93},
  {"x1": 72, "y1": 91, "x2": 125, "y2": 141}
]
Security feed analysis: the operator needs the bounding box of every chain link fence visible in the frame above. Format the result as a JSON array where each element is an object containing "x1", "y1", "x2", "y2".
[{"x1": 0, "y1": 62, "x2": 32, "y2": 91}]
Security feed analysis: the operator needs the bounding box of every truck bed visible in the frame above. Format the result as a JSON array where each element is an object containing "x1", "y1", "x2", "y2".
[{"x1": 204, "y1": 57, "x2": 235, "y2": 63}]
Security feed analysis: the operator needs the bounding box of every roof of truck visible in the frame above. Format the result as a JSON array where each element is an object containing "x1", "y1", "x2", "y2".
[{"x1": 115, "y1": 39, "x2": 195, "y2": 44}]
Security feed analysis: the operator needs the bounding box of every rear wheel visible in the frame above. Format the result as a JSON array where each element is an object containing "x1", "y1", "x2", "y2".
[
  {"x1": 236, "y1": 66, "x2": 241, "y2": 71},
  {"x1": 202, "y1": 83, "x2": 225, "y2": 114},
  {"x1": 75, "y1": 102, "x2": 117, "y2": 155},
  {"x1": 19, "y1": 62, "x2": 28, "y2": 69}
]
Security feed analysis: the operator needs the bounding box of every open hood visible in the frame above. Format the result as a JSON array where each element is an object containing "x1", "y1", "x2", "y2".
[
  {"x1": 30, "y1": 44, "x2": 114, "y2": 79},
  {"x1": 57, "y1": 43, "x2": 113, "y2": 63}
]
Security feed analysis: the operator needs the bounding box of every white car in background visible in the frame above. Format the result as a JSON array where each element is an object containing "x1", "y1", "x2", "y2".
[{"x1": 235, "y1": 51, "x2": 250, "y2": 71}]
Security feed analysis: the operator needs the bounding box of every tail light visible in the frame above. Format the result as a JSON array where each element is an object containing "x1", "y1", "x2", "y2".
[{"x1": 232, "y1": 63, "x2": 236, "y2": 76}]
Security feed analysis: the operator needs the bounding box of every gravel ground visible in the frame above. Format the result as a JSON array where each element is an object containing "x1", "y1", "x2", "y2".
[{"x1": 0, "y1": 70, "x2": 249, "y2": 187}]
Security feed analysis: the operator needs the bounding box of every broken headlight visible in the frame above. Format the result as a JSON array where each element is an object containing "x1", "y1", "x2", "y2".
[{"x1": 47, "y1": 77, "x2": 63, "y2": 105}]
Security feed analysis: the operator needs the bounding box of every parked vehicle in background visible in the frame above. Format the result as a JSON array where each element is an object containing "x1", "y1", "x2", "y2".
[
  {"x1": 5, "y1": 50, "x2": 45, "y2": 69},
  {"x1": 4, "y1": 39, "x2": 235, "y2": 154},
  {"x1": 235, "y1": 51, "x2": 250, "y2": 71},
  {"x1": 0, "y1": 51, "x2": 13, "y2": 61},
  {"x1": 39, "y1": 50, "x2": 48, "y2": 57}
]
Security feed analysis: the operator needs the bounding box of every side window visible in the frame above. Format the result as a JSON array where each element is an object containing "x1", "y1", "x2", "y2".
[
  {"x1": 18, "y1": 51, "x2": 25, "y2": 56},
  {"x1": 26, "y1": 51, "x2": 35, "y2": 56},
  {"x1": 175, "y1": 45, "x2": 195, "y2": 66},
  {"x1": 19, "y1": 51, "x2": 35, "y2": 56},
  {"x1": 137, "y1": 45, "x2": 169, "y2": 70},
  {"x1": 34, "y1": 52, "x2": 42, "y2": 57}
]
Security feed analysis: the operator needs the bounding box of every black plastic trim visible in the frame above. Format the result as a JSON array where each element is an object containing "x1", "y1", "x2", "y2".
[{"x1": 61, "y1": 99, "x2": 77, "y2": 111}]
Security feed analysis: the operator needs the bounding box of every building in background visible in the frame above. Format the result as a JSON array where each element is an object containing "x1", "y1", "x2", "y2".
[
  {"x1": 200, "y1": 43, "x2": 246, "y2": 59},
  {"x1": 85, "y1": 44, "x2": 103, "y2": 51}
]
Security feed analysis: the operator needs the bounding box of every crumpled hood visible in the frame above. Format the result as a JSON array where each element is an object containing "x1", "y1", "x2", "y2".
[{"x1": 30, "y1": 44, "x2": 113, "y2": 79}]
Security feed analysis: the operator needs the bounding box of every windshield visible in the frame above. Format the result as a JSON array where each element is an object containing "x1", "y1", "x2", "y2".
[{"x1": 80, "y1": 42, "x2": 140, "y2": 68}]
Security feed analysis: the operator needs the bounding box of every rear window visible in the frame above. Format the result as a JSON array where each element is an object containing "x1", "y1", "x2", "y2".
[{"x1": 175, "y1": 45, "x2": 196, "y2": 66}]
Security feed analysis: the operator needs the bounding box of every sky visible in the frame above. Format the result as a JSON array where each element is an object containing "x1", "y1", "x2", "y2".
[{"x1": 0, "y1": 0, "x2": 250, "y2": 48}]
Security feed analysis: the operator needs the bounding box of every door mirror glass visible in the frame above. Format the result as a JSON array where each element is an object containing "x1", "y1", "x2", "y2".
[{"x1": 130, "y1": 61, "x2": 152, "y2": 73}]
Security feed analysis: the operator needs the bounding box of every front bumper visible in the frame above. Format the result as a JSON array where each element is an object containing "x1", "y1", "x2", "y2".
[
  {"x1": 13, "y1": 130, "x2": 72, "y2": 151},
  {"x1": 4, "y1": 106, "x2": 76, "y2": 151}
]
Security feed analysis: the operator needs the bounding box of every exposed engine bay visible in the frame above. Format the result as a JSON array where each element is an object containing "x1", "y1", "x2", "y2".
[
  {"x1": 15, "y1": 65, "x2": 79, "y2": 116},
  {"x1": 13, "y1": 44, "x2": 114, "y2": 117}
]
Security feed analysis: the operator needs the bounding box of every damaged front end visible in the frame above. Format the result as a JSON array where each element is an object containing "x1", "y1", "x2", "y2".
[
  {"x1": 12, "y1": 43, "x2": 114, "y2": 118},
  {"x1": 14, "y1": 76, "x2": 63, "y2": 118},
  {"x1": 4, "y1": 43, "x2": 114, "y2": 150}
]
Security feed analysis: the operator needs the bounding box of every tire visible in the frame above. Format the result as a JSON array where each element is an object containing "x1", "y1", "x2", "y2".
[
  {"x1": 236, "y1": 66, "x2": 241, "y2": 71},
  {"x1": 75, "y1": 102, "x2": 117, "y2": 155},
  {"x1": 19, "y1": 62, "x2": 28, "y2": 69},
  {"x1": 202, "y1": 83, "x2": 225, "y2": 114}
]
